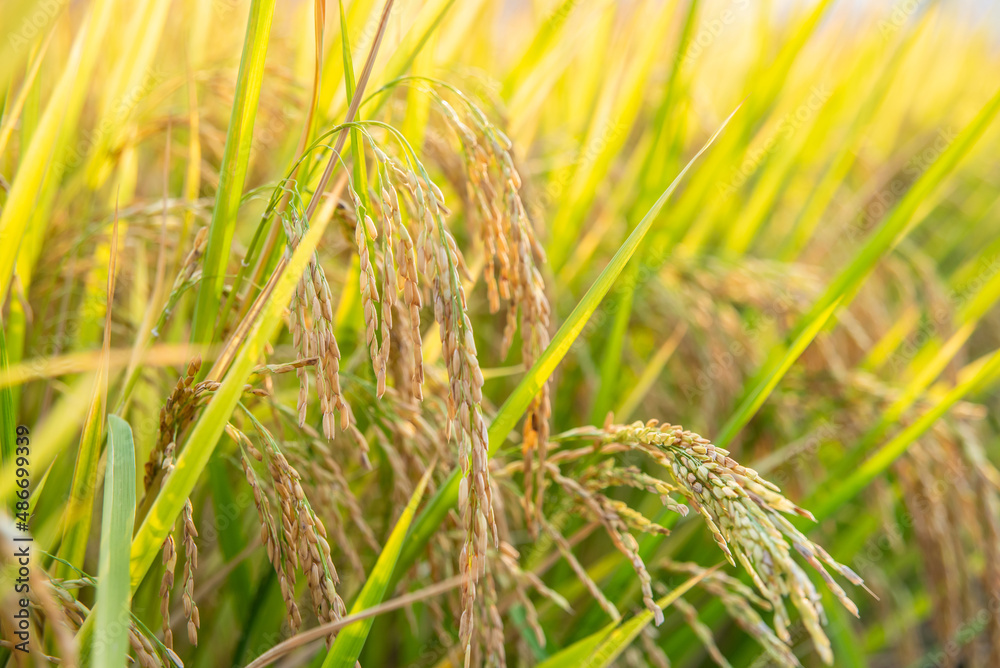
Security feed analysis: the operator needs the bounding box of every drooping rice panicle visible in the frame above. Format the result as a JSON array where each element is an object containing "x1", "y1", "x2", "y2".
[
  {"x1": 423, "y1": 85, "x2": 552, "y2": 535},
  {"x1": 280, "y1": 211, "x2": 353, "y2": 445},
  {"x1": 547, "y1": 417, "x2": 869, "y2": 663},
  {"x1": 181, "y1": 499, "x2": 199, "y2": 646}
]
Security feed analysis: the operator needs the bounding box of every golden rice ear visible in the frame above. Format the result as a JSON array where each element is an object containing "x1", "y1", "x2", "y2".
[
  {"x1": 159, "y1": 533, "x2": 177, "y2": 648},
  {"x1": 181, "y1": 499, "x2": 199, "y2": 646},
  {"x1": 600, "y1": 420, "x2": 868, "y2": 664},
  {"x1": 128, "y1": 624, "x2": 163, "y2": 668},
  {"x1": 239, "y1": 442, "x2": 303, "y2": 633},
  {"x1": 281, "y1": 211, "x2": 352, "y2": 448},
  {"x1": 431, "y1": 95, "x2": 554, "y2": 540}
]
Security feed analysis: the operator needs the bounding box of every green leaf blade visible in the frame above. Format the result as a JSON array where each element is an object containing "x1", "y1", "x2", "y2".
[
  {"x1": 717, "y1": 83, "x2": 1000, "y2": 448},
  {"x1": 92, "y1": 414, "x2": 137, "y2": 668},
  {"x1": 395, "y1": 104, "x2": 740, "y2": 584},
  {"x1": 321, "y1": 466, "x2": 435, "y2": 668},
  {"x1": 536, "y1": 567, "x2": 715, "y2": 668},
  {"x1": 190, "y1": 0, "x2": 277, "y2": 345}
]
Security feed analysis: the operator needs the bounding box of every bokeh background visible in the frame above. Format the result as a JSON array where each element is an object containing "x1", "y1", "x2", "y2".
[{"x1": 2, "y1": 0, "x2": 1000, "y2": 667}]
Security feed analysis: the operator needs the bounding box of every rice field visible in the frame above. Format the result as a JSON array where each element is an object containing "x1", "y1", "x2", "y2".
[{"x1": 1, "y1": 0, "x2": 1000, "y2": 666}]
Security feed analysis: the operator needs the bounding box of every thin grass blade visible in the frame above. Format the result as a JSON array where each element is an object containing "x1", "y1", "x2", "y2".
[
  {"x1": 536, "y1": 567, "x2": 716, "y2": 668},
  {"x1": 715, "y1": 84, "x2": 1000, "y2": 447},
  {"x1": 0, "y1": 0, "x2": 114, "y2": 306},
  {"x1": 395, "y1": 103, "x2": 741, "y2": 580},
  {"x1": 812, "y1": 348, "x2": 1000, "y2": 522},
  {"x1": 190, "y1": 0, "x2": 277, "y2": 344},
  {"x1": 127, "y1": 189, "x2": 341, "y2": 595},
  {"x1": 57, "y1": 212, "x2": 121, "y2": 576},
  {"x1": 320, "y1": 465, "x2": 435, "y2": 668},
  {"x1": 0, "y1": 320, "x2": 15, "y2": 468}
]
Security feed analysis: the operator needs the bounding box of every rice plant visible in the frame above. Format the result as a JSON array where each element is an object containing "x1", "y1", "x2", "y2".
[{"x1": 1, "y1": 0, "x2": 1000, "y2": 666}]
